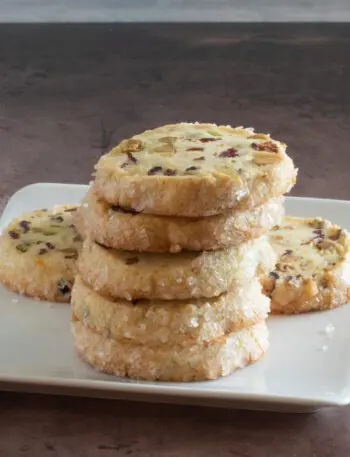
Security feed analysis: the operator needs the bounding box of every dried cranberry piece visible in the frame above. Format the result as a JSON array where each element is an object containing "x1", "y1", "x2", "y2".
[
  {"x1": 148, "y1": 166, "x2": 163, "y2": 175},
  {"x1": 8, "y1": 231, "x2": 20, "y2": 239},
  {"x1": 125, "y1": 257, "x2": 139, "y2": 265},
  {"x1": 218, "y1": 148, "x2": 238, "y2": 158},
  {"x1": 199, "y1": 138, "x2": 219, "y2": 143},
  {"x1": 51, "y1": 215, "x2": 64, "y2": 222},
  {"x1": 126, "y1": 151, "x2": 137, "y2": 163},
  {"x1": 193, "y1": 156, "x2": 205, "y2": 161},
  {"x1": 164, "y1": 169, "x2": 177, "y2": 176},
  {"x1": 251, "y1": 141, "x2": 278, "y2": 153},
  {"x1": 187, "y1": 147, "x2": 204, "y2": 151},
  {"x1": 269, "y1": 271, "x2": 280, "y2": 280},
  {"x1": 19, "y1": 220, "x2": 30, "y2": 233}
]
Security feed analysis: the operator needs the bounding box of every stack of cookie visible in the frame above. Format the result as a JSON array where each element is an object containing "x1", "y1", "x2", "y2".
[{"x1": 72, "y1": 123, "x2": 297, "y2": 381}]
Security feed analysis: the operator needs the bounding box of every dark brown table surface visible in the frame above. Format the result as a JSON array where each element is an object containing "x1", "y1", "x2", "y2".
[{"x1": 0, "y1": 23, "x2": 350, "y2": 456}]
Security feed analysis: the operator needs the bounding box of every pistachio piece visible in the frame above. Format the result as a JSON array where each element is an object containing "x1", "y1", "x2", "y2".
[
  {"x1": 59, "y1": 247, "x2": 78, "y2": 259},
  {"x1": 153, "y1": 144, "x2": 175, "y2": 154},
  {"x1": 307, "y1": 218, "x2": 325, "y2": 230},
  {"x1": 329, "y1": 229, "x2": 342, "y2": 241},
  {"x1": 303, "y1": 278, "x2": 318, "y2": 299},
  {"x1": 16, "y1": 244, "x2": 29, "y2": 253},
  {"x1": 249, "y1": 133, "x2": 269, "y2": 140},
  {"x1": 317, "y1": 239, "x2": 345, "y2": 256},
  {"x1": 205, "y1": 129, "x2": 222, "y2": 137},
  {"x1": 159, "y1": 136, "x2": 177, "y2": 143},
  {"x1": 252, "y1": 151, "x2": 283, "y2": 165},
  {"x1": 125, "y1": 138, "x2": 143, "y2": 152}
]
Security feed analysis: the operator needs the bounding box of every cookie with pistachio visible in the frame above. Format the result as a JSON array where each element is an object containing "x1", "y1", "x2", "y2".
[
  {"x1": 77, "y1": 235, "x2": 276, "y2": 301},
  {"x1": 72, "y1": 318, "x2": 269, "y2": 382},
  {"x1": 262, "y1": 216, "x2": 350, "y2": 314},
  {"x1": 93, "y1": 122, "x2": 297, "y2": 217},
  {"x1": 71, "y1": 274, "x2": 270, "y2": 347},
  {"x1": 75, "y1": 186, "x2": 284, "y2": 252},
  {"x1": 0, "y1": 205, "x2": 82, "y2": 302}
]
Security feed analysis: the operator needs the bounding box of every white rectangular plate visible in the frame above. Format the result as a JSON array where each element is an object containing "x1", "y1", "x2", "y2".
[{"x1": 1, "y1": 183, "x2": 350, "y2": 413}]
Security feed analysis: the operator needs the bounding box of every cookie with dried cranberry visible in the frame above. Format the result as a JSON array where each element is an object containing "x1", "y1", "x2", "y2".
[
  {"x1": 75, "y1": 186, "x2": 284, "y2": 252},
  {"x1": 72, "y1": 318, "x2": 269, "y2": 382},
  {"x1": 262, "y1": 216, "x2": 350, "y2": 314},
  {"x1": 0, "y1": 205, "x2": 82, "y2": 302},
  {"x1": 77, "y1": 235, "x2": 276, "y2": 300},
  {"x1": 72, "y1": 274, "x2": 270, "y2": 347},
  {"x1": 93, "y1": 123, "x2": 297, "y2": 217}
]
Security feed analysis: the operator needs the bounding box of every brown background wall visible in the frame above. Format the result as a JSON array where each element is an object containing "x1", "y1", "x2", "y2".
[{"x1": 1, "y1": 23, "x2": 350, "y2": 210}]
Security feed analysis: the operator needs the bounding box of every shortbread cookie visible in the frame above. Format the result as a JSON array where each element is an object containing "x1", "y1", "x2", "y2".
[
  {"x1": 75, "y1": 187, "x2": 284, "y2": 252},
  {"x1": 78, "y1": 235, "x2": 276, "y2": 300},
  {"x1": 0, "y1": 205, "x2": 82, "y2": 302},
  {"x1": 94, "y1": 123, "x2": 297, "y2": 217},
  {"x1": 72, "y1": 275, "x2": 269, "y2": 346},
  {"x1": 72, "y1": 319, "x2": 269, "y2": 381},
  {"x1": 263, "y1": 216, "x2": 350, "y2": 314}
]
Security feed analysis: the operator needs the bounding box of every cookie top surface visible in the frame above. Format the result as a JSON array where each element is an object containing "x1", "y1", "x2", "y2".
[
  {"x1": 97, "y1": 123, "x2": 287, "y2": 178},
  {"x1": 94, "y1": 123, "x2": 296, "y2": 216},
  {"x1": 268, "y1": 216, "x2": 350, "y2": 283},
  {"x1": 2, "y1": 205, "x2": 82, "y2": 259}
]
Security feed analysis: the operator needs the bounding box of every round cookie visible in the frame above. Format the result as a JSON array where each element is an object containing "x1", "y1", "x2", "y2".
[
  {"x1": 93, "y1": 123, "x2": 297, "y2": 217},
  {"x1": 263, "y1": 216, "x2": 350, "y2": 314},
  {"x1": 77, "y1": 235, "x2": 276, "y2": 300},
  {"x1": 0, "y1": 205, "x2": 82, "y2": 302},
  {"x1": 72, "y1": 275, "x2": 270, "y2": 346},
  {"x1": 72, "y1": 319, "x2": 269, "y2": 381},
  {"x1": 75, "y1": 187, "x2": 284, "y2": 252}
]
